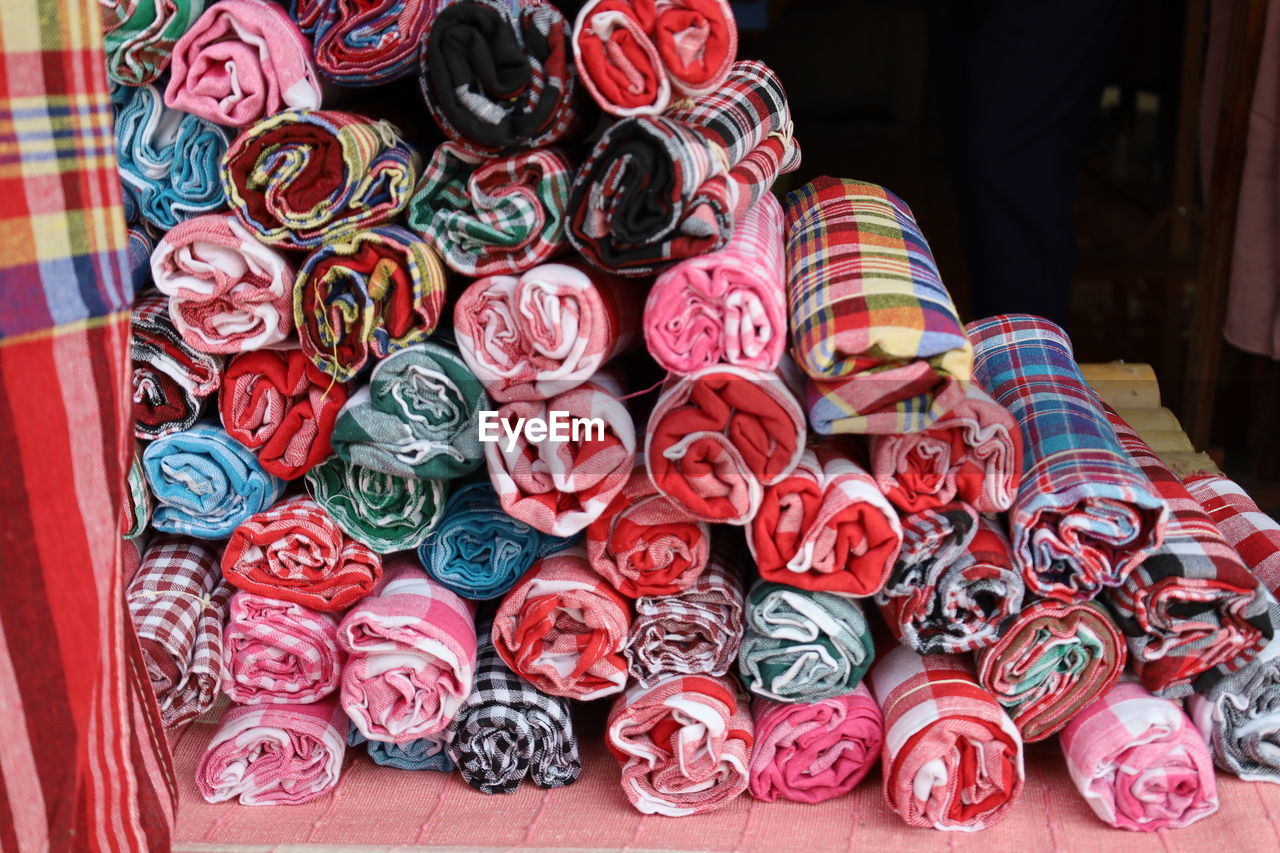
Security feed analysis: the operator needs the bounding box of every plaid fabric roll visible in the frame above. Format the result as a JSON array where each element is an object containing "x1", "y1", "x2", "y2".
[
  {"x1": 294, "y1": 0, "x2": 438, "y2": 85},
  {"x1": 295, "y1": 226, "x2": 447, "y2": 382},
  {"x1": 750, "y1": 445, "x2": 902, "y2": 597},
  {"x1": 307, "y1": 456, "x2": 448, "y2": 554},
  {"x1": 115, "y1": 84, "x2": 229, "y2": 230},
  {"x1": 127, "y1": 534, "x2": 231, "y2": 728},
  {"x1": 131, "y1": 292, "x2": 224, "y2": 440},
  {"x1": 572, "y1": 0, "x2": 737, "y2": 116},
  {"x1": 143, "y1": 422, "x2": 285, "y2": 538},
  {"x1": 165, "y1": 0, "x2": 322, "y2": 127},
  {"x1": 339, "y1": 558, "x2": 478, "y2": 743},
  {"x1": 607, "y1": 673, "x2": 753, "y2": 816},
  {"x1": 420, "y1": 0, "x2": 584, "y2": 157},
  {"x1": 494, "y1": 546, "x2": 631, "y2": 699},
  {"x1": 870, "y1": 645, "x2": 1024, "y2": 831},
  {"x1": 222, "y1": 589, "x2": 343, "y2": 705},
  {"x1": 786, "y1": 178, "x2": 972, "y2": 435},
  {"x1": 196, "y1": 698, "x2": 348, "y2": 805},
  {"x1": 152, "y1": 213, "x2": 294, "y2": 354},
  {"x1": 331, "y1": 342, "x2": 489, "y2": 480},
  {"x1": 644, "y1": 193, "x2": 787, "y2": 375},
  {"x1": 222, "y1": 495, "x2": 382, "y2": 611},
  {"x1": 222, "y1": 110, "x2": 420, "y2": 249},
  {"x1": 407, "y1": 142, "x2": 573, "y2": 276},
  {"x1": 568, "y1": 60, "x2": 799, "y2": 277},
  {"x1": 126, "y1": 224, "x2": 156, "y2": 292},
  {"x1": 967, "y1": 314, "x2": 1168, "y2": 601},
  {"x1": 1188, "y1": 474, "x2": 1280, "y2": 591},
  {"x1": 348, "y1": 725, "x2": 453, "y2": 772},
  {"x1": 104, "y1": 0, "x2": 205, "y2": 85},
  {"x1": 749, "y1": 684, "x2": 883, "y2": 804},
  {"x1": 1061, "y1": 679, "x2": 1218, "y2": 831},
  {"x1": 122, "y1": 445, "x2": 154, "y2": 538},
  {"x1": 645, "y1": 363, "x2": 806, "y2": 524},
  {"x1": 454, "y1": 261, "x2": 641, "y2": 403}
]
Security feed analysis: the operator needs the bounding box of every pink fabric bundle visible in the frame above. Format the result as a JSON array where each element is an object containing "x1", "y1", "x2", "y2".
[
  {"x1": 222, "y1": 589, "x2": 343, "y2": 705},
  {"x1": 338, "y1": 557, "x2": 478, "y2": 743},
  {"x1": 644, "y1": 193, "x2": 786, "y2": 375}
]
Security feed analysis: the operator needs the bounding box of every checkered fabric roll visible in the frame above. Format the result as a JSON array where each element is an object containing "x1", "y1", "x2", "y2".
[
  {"x1": 131, "y1": 292, "x2": 225, "y2": 440},
  {"x1": 967, "y1": 314, "x2": 1168, "y2": 601},
  {"x1": 104, "y1": 0, "x2": 205, "y2": 85},
  {"x1": 1187, "y1": 474, "x2": 1280, "y2": 592},
  {"x1": 870, "y1": 645, "x2": 1024, "y2": 831},
  {"x1": 750, "y1": 445, "x2": 902, "y2": 597},
  {"x1": 567, "y1": 60, "x2": 800, "y2": 277},
  {"x1": 607, "y1": 673, "x2": 753, "y2": 816},
  {"x1": 407, "y1": 142, "x2": 574, "y2": 276},
  {"x1": 222, "y1": 589, "x2": 343, "y2": 705},
  {"x1": 222, "y1": 110, "x2": 421, "y2": 249},
  {"x1": 785, "y1": 178, "x2": 972, "y2": 435},
  {"x1": 1061, "y1": 679, "x2": 1218, "y2": 831},
  {"x1": 222, "y1": 494, "x2": 382, "y2": 611},
  {"x1": 122, "y1": 445, "x2": 153, "y2": 538},
  {"x1": 126, "y1": 224, "x2": 156, "y2": 291},
  {"x1": 307, "y1": 456, "x2": 448, "y2": 554},
  {"x1": 127, "y1": 534, "x2": 231, "y2": 728},
  {"x1": 293, "y1": 0, "x2": 439, "y2": 85},
  {"x1": 347, "y1": 725, "x2": 453, "y2": 772}
]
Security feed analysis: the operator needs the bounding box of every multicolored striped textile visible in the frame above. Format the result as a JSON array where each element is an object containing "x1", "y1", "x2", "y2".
[
  {"x1": 222, "y1": 110, "x2": 420, "y2": 249},
  {"x1": 126, "y1": 223, "x2": 156, "y2": 292},
  {"x1": 222, "y1": 589, "x2": 343, "y2": 705},
  {"x1": 567, "y1": 60, "x2": 800, "y2": 276},
  {"x1": 967, "y1": 314, "x2": 1168, "y2": 601},
  {"x1": 122, "y1": 446, "x2": 154, "y2": 538},
  {"x1": 1060, "y1": 679, "x2": 1218, "y2": 831},
  {"x1": 869, "y1": 645, "x2": 1024, "y2": 831},
  {"x1": 307, "y1": 456, "x2": 448, "y2": 554},
  {"x1": 293, "y1": 0, "x2": 438, "y2": 85},
  {"x1": 347, "y1": 726, "x2": 453, "y2": 772},
  {"x1": 785, "y1": 178, "x2": 972, "y2": 435},
  {"x1": 748, "y1": 684, "x2": 883, "y2": 804},
  {"x1": 131, "y1": 292, "x2": 224, "y2": 439},
  {"x1": 104, "y1": 0, "x2": 205, "y2": 85},
  {"x1": 1188, "y1": 474, "x2": 1280, "y2": 593}
]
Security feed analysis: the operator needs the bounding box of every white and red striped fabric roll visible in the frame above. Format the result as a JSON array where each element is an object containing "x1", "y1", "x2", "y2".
[{"x1": 222, "y1": 590, "x2": 343, "y2": 705}]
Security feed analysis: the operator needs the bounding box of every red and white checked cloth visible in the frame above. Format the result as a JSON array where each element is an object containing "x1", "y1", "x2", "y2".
[
  {"x1": 494, "y1": 546, "x2": 631, "y2": 699},
  {"x1": 1186, "y1": 473, "x2": 1280, "y2": 596},
  {"x1": 222, "y1": 589, "x2": 343, "y2": 705},
  {"x1": 607, "y1": 673, "x2": 753, "y2": 816},
  {"x1": 869, "y1": 644, "x2": 1024, "y2": 831},
  {"x1": 221, "y1": 494, "x2": 383, "y2": 612}
]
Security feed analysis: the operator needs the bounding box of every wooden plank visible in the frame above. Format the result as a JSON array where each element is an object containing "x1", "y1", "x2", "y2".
[
  {"x1": 1082, "y1": 361, "x2": 1161, "y2": 409},
  {"x1": 1141, "y1": 430, "x2": 1195, "y2": 453},
  {"x1": 1161, "y1": 451, "x2": 1221, "y2": 478},
  {"x1": 1114, "y1": 407, "x2": 1182, "y2": 432}
]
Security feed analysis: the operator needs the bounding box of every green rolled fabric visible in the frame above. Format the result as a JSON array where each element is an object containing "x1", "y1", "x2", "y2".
[
  {"x1": 105, "y1": 0, "x2": 206, "y2": 86},
  {"x1": 305, "y1": 456, "x2": 449, "y2": 554},
  {"x1": 122, "y1": 447, "x2": 153, "y2": 539}
]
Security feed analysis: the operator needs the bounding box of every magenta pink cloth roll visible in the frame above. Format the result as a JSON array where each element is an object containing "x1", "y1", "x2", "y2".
[{"x1": 222, "y1": 589, "x2": 343, "y2": 705}]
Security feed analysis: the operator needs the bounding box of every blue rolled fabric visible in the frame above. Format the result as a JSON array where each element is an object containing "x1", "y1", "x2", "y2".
[
  {"x1": 126, "y1": 227, "x2": 155, "y2": 292},
  {"x1": 142, "y1": 422, "x2": 285, "y2": 539},
  {"x1": 346, "y1": 725, "x2": 453, "y2": 772}
]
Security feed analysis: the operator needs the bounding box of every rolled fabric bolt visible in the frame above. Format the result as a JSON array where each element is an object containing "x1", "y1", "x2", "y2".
[
  {"x1": 131, "y1": 289, "x2": 224, "y2": 441},
  {"x1": 307, "y1": 456, "x2": 448, "y2": 554},
  {"x1": 222, "y1": 589, "x2": 343, "y2": 704},
  {"x1": 105, "y1": 0, "x2": 206, "y2": 85},
  {"x1": 294, "y1": 0, "x2": 439, "y2": 85},
  {"x1": 122, "y1": 447, "x2": 153, "y2": 539},
  {"x1": 347, "y1": 725, "x2": 453, "y2": 772}
]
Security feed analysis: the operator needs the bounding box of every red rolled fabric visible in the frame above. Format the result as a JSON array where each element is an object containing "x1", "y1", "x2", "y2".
[{"x1": 222, "y1": 589, "x2": 344, "y2": 705}]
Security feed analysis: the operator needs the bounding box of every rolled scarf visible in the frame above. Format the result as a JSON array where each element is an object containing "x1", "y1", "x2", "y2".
[
  {"x1": 407, "y1": 142, "x2": 573, "y2": 276},
  {"x1": 420, "y1": 0, "x2": 584, "y2": 156},
  {"x1": 1060, "y1": 680, "x2": 1218, "y2": 831},
  {"x1": 739, "y1": 581, "x2": 874, "y2": 703},
  {"x1": 131, "y1": 292, "x2": 225, "y2": 440},
  {"x1": 222, "y1": 589, "x2": 343, "y2": 704},
  {"x1": 222, "y1": 109, "x2": 420, "y2": 250},
  {"x1": 644, "y1": 193, "x2": 786, "y2": 375},
  {"x1": 967, "y1": 314, "x2": 1168, "y2": 601},
  {"x1": 749, "y1": 445, "x2": 902, "y2": 597},
  {"x1": 196, "y1": 698, "x2": 348, "y2": 805},
  {"x1": 607, "y1": 673, "x2": 753, "y2": 816},
  {"x1": 572, "y1": 0, "x2": 737, "y2": 116},
  {"x1": 870, "y1": 383, "x2": 1022, "y2": 514},
  {"x1": 453, "y1": 261, "x2": 641, "y2": 403},
  {"x1": 975, "y1": 599, "x2": 1126, "y2": 742},
  {"x1": 306, "y1": 456, "x2": 448, "y2": 554},
  {"x1": 295, "y1": 226, "x2": 447, "y2": 382},
  {"x1": 330, "y1": 342, "x2": 489, "y2": 480},
  {"x1": 122, "y1": 446, "x2": 154, "y2": 539},
  {"x1": 870, "y1": 645, "x2": 1024, "y2": 831},
  {"x1": 786, "y1": 178, "x2": 972, "y2": 435},
  {"x1": 165, "y1": 0, "x2": 322, "y2": 127},
  {"x1": 338, "y1": 558, "x2": 478, "y2": 743},
  {"x1": 294, "y1": 0, "x2": 437, "y2": 85},
  {"x1": 748, "y1": 684, "x2": 883, "y2": 804},
  {"x1": 221, "y1": 495, "x2": 382, "y2": 611},
  {"x1": 493, "y1": 546, "x2": 631, "y2": 699},
  {"x1": 143, "y1": 422, "x2": 285, "y2": 539},
  {"x1": 347, "y1": 726, "x2": 453, "y2": 772},
  {"x1": 644, "y1": 363, "x2": 806, "y2": 524},
  {"x1": 127, "y1": 535, "x2": 231, "y2": 728},
  {"x1": 105, "y1": 0, "x2": 205, "y2": 85},
  {"x1": 126, "y1": 225, "x2": 156, "y2": 293},
  {"x1": 116, "y1": 84, "x2": 229, "y2": 230}
]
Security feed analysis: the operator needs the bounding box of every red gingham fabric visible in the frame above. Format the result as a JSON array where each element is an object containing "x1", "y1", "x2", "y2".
[
  {"x1": 222, "y1": 589, "x2": 343, "y2": 705},
  {"x1": 131, "y1": 291, "x2": 225, "y2": 440},
  {"x1": 1186, "y1": 473, "x2": 1280, "y2": 595}
]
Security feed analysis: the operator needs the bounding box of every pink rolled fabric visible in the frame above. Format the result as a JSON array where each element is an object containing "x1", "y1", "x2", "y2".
[
  {"x1": 164, "y1": 0, "x2": 323, "y2": 127},
  {"x1": 222, "y1": 589, "x2": 343, "y2": 705},
  {"x1": 151, "y1": 213, "x2": 295, "y2": 354},
  {"x1": 338, "y1": 556, "x2": 478, "y2": 743},
  {"x1": 749, "y1": 684, "x2": 884, "y2": 804},
  {"x1": 644, "y1": 193, "x2": 786, "y2": 375}
]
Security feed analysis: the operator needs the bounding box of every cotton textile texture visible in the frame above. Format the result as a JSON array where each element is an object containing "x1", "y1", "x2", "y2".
[
  {"x1": 222, "y1": 589, "x2": 343, "y2": 704},
  {"x1": 785, "y1": 178, "x2": 972, "y2": 435},
  {"x1": 568, "y1": 60, "x2": 799, "y2": 277},
  {"x1": 307, "y1": 456, "x2": 448, "y2": 554},
  {"x1": 1188, "y1": 474, "x2": 1280, "y2": 592},
  {"x1": 870, "y1": 645, "x2": 1024, "y2": 831},
  {"x1": 104, "y1": 0, "x2": 205, "y2": 85},
  {"x1": 221, "y1": 494, "x2": 382, "y2": 611},
  {"x1": 196, "y1": 698, "x2": 348, "y2": 805},
  {"x1": 607, "y1": 673, "x2": 753, "y2": 816},
  {"x1": 967, "y1": 314, "x2": 1168, "y2": 601},
  {"x1": 222, "y1": 109, "x2": 420, "y2": 250},
  {"x1": 748, "y1": 684, "x2": 884, "y2": 804},
  {"x1": 131, "y1": 292, "x2": 225, "y2": 440},
  {"x1": 348, "y1": 726, "x2": 453, "y2": 772},
  {"x1": 164, "y1": 0, "x2": 322, "y2": 127},
  {"x1": 123, "y1": 448, "x2": 154, "y2": 538},
  {"x1": 294, "y1": 0, "x2": 437, "y2": 85},
  {"x1": 294, "y1": 226, "x2": 447, "y2": 382},
  {"x1": 331, "y1": 342, "x2": 489, "y2": 480}
]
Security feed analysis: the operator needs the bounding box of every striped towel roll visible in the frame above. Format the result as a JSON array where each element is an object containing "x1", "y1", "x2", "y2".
[
  {"x1": 347, "y1": 725, "x2": 453, "y2": 772},
  {"x1": 293, "y1": 0, "x2": 438, "y2": 85},
  {"x1": 122, "y1": 447, "x2": 153, "y2": 539},
  {"x1": 106, "y1": 0, "x2": 205, "y2": 86},
  {"x1": 307, "y1": 457, "x2": 448, "y2": 555},
  {"x1": 130, "y1": 292, "x2": 224, "y2": 441},
  {"x1": 222, "y1": 590, "x2": 343, "y2": 705}
]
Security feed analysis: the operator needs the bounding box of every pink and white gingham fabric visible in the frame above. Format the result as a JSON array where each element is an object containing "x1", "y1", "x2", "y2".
[
  {"x1": 222, "y1": 589, "x2": 343, "y2": 705},
  {"x1": 1187, "y1": 473, "x2": 1280, "y2": 594}
]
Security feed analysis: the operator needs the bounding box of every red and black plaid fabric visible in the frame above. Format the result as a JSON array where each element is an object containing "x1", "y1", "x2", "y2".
[
  {"x1": 1186, "y1": 474, "x2": 1280, "y2": 595},
  {"x1": 131, "y1": 292, "x2": 225, "y2": 440}
]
